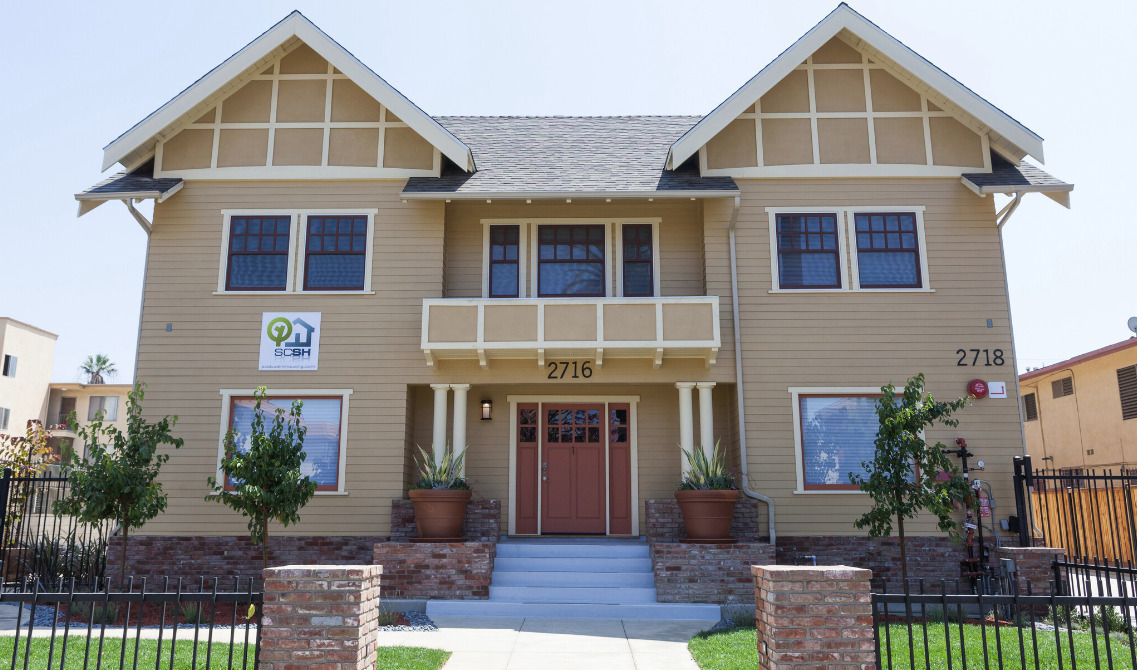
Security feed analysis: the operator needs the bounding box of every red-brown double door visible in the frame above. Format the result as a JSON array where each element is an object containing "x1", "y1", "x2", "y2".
[{"x1": 516, "y1": 403, "x2": 632, "y2": 535}]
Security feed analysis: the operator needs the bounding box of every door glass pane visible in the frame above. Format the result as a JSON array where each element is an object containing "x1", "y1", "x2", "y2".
[
  {"x1": 520, "y1": 426, "x2": 536, "y2": 442},
  {"x1": 587, "y1": 427, "x2": 600, "y2": 442},
  {"x1": 547, "y1": 410, "x2": 560, "y2": 425},
  {"x1": 548, "y1": 427, "x2": 559, "y2": 442},
  {"x1": 520, "y1": 408, "x2": 537, "y2": 424},
  {"x1": 587, "y1": 409, "x2": 600, "y2": 425},
  {"x1": 575, "y1": 409, "x2": 586, "y2": 425},
  {"x1": 610, "y1": 409, "x2": 627, "y2": 426},
  {"x1": 574, "y1": 427, "x2": 585, "y2": 442},
  {"x1": 560, "y1": 427, "x2": 573, "y2": 441},
  {"x1": 610, "y1": 426, "x2": 628, "y2": 443}
]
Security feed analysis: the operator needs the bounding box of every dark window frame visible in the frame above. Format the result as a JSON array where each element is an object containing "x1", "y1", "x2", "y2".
[
  {"x1": 302, "y1": 215, "x2": 369, "y2": 292},
  {"x1": 1, "y1": 354, "x2": 16, "y2": 378},
  {"x1": 536, "y1": 224, "x2": 606, "y2": 298},
  {"x1": 225, "y1": 215, "x2": 293, "y2": 291},
  {"x1": 488, "y1": 225, "x2": 521, "y2": 298},
  {"x1": 852, "y1": 212, "x2": 923, "y2": 289},
  {"x1": 621, "y1": 224, "x2": 655, "y2": 297},
  {"x1": 775, "y1": 213, "x2": 842, "y2": 290},
  {"x1": 225, "y1": 395, "x2": 344, "y2": 492}
]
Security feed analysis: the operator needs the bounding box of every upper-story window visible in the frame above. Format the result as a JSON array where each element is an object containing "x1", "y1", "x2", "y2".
[
  {"x1": 488, "y1": 225, "x2": 520, "y2": 298},
  {"x1": 482, "y1": 219, "x2": 659, "y2": 298},
  {"x1": 0, "y1": 407, "x2": 9, "y2": 431},
  {"x1": 218, "y1": 209, "x2": 376, "y2": 294},
  {"x1": 2, "y1": 354, "x2": 16, "y2": 378},
  {"x1": 88, "y1": 396, "x2": 120, "y2": 421},
  {"x1": 768, "y1": 207, "x2": 929, "y2": 292},
  {"x1": 538, "y1": 225, "x2": 605, "y2": 297}
]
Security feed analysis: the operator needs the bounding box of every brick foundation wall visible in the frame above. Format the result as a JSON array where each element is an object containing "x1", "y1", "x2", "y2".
[
  {"x1": 260, "y1": 565, "x2": 382, "y2": 670},
  {"x1": 995, "y1": 546, "x2": 1066, "y2": 594},
  {"x1": 752, "y1": 564, "x2": 875, "y2": 670},
  {"x1": 372, "y1": 541, "x2": 495, "y2": 599},
  {"x1": 777, "y1": 535, "x2": 999, "y2": 592},
  {"x1": 389, "y1": 498, "x2": 501, "y2": 541},
  {"x1": 108, "y1": 535, "x2": 384, "y2": 584},
  {"x1": 651, "y1": 542, "x2": 776, "y2": 603},
  {"x1": 646, "y1": 497, "x2": 768, "y2": 542}
]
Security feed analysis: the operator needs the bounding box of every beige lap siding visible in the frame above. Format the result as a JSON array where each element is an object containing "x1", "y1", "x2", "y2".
[
  {"x1": 723, "y1": 178, "x2": 1021, "y2": 537},
  {"x1": 136, "y1": 180, "x2": 444, "y2": 537}
]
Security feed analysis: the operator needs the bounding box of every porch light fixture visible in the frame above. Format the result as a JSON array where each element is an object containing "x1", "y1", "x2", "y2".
[{"x1": 480, "y1": 400, "x2": 492, "y2": 420}]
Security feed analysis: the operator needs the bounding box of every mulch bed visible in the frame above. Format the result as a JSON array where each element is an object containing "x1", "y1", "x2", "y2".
[{"x1": 56, "y1": 601, "x2": 258, "y2": 627}]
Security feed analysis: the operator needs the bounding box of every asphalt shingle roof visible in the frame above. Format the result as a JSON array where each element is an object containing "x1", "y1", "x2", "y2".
[
  {"x1": 78, "y1": 160, "x2": 182, "y2": 198},
  {"x1": 962, "y1": 153, "x2": 1070, "y2": 191},
  {"x1": 402, "y1": 116, "x2": 738, "y2": 196}
]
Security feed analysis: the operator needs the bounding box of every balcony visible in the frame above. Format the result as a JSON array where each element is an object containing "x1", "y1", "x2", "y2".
[{"x1": 421, "y1": 297, "x2": 720, "y2": 369}]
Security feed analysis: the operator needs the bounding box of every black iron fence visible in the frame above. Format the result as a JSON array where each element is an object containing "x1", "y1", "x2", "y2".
[
  {"x1": 1013, "y1": 455, "x2": 1137, "y2": 566},
  {"x1": 0, "y1": 576, "x2": 261, "y2": 669},
  {"x1": 874, "y1": 578, "x2": 1137, "y2": 669},
  {"x1": 0, "y1": 468, "x2": 109, "y2": 589}
]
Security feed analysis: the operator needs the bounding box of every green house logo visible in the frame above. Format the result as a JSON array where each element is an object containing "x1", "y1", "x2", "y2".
[{"x1": 266, "y1": 317, "x2": 293, "y2": 346}]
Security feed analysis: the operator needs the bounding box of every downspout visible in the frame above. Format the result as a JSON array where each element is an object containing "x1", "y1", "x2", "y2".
[
  {"x1": 123, "y1": 199, "x2": 153, "y2": 389},
  {"x1": 727, "y1": 195, "x2": 776, "y2": 544}
]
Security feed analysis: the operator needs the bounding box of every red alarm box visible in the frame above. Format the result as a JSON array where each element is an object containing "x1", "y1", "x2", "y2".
[{"x1": 967, "y1": 379, "x2": 988, "y2": 398}]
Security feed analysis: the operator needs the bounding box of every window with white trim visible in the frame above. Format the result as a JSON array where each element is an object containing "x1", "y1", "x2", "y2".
[
  {"x1": 218, "y1": 210, "x2": 376, "y2": 293},
  {"x1": 481, "y1": 220, "x2": 659, "y2": 298},
  {"x1": 219, "y1": 390, "x2": 351, "y2": 493},
  {"x1": 768, "y1": 207, "x2": 930, "y2": 292},
  {"x1": 797, "y1": 393, "x2": 879, "y2": 490}
]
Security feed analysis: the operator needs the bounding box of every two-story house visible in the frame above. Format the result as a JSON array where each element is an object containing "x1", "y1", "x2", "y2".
[{"x1": 75, "y1": 5, "x2": 1071, "y2": 593}]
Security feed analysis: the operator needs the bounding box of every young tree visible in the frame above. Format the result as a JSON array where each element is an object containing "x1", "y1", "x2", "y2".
[
  {"x1": 850, "y1": 373, "x2": 972, "y2": 591},
  {"x1": 79, "y1": 354, "x2": 117, "y2": 384},
  {"x1": 54, "y1": 382, "x2": 183, "y2": 584},
  {"x1": 207, "y1": 387, "x2": 317, "y2": 570}
]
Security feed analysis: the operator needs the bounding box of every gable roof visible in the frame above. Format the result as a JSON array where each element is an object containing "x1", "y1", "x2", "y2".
[
  {"x1": 667, "y1": 3, "x2": 1046, "y2": 170},
  {"x1": 402, "y1": 116, "x2": 738, "y2": 198},
  {"x1": 101, "y1": 11, "x2": 473, "y2": 173}
]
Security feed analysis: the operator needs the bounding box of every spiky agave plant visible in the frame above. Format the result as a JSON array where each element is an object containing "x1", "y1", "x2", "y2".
[
  {"x1": 679, "y1": 440, "x2": 736, "y2": 490},
  {"x1": 413, "y1": 445, "x2": 470, "y2": 490}
]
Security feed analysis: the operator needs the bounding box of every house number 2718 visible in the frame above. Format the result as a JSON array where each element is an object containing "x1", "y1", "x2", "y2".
[{"x1": 546, "y1": 361, "x2": 594, "y2": 379}]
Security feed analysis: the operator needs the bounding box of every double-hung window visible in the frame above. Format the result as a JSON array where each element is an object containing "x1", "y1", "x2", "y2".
[
  {"x1": 769, "y1": 207, "x2": 929, "y2": 291},
  {"x1": 775, "y1": 213, "x2": 841, "y2": 289},
  {"x1": 537, "y1": 225, "x2": 605, "y2": 297},
  {"x1": 219, "y1": 210, "x2": 376, "y2": 293},
  {"x1": 221, "y1": 391, "x2": 351, "y2": 492},
  {"x1": 482, "y1": 220, "x2": 658, "y2": 298},
  {"x1": 88, "y1": 396, "x2": 119, "y2": 421}
]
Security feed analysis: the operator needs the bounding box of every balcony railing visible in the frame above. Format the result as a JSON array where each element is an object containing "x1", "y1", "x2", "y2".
[{"x1": 421, "y1": 296, "x2": 720, "y2": 369}]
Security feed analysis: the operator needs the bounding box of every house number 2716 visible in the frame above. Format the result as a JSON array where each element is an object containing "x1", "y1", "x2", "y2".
[{"x1": 546, "y1": 361, "x2": 594, "y2": 379}]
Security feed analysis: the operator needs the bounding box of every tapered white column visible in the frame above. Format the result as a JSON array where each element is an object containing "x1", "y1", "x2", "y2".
[
  {"x1": 430, "y1": 384, "x2": 450, "y2": 461},
  {"x1": 676, "y1": 382, "x2": 696, "y2": 473},
  {"x1": 696, "y1": 382, "x2": 716, "y2": 457},
  {"x1": 451, "y1": 384, "x2": 470, "y2": 476}
]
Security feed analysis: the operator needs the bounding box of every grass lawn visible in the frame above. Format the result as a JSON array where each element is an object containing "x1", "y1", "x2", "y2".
[
  {"x1": 689, "y1": 623, "x2": 1136, "y2": 670},
  {"x1": 0, "y1": 637, "x2": 450, "y2": 670}
]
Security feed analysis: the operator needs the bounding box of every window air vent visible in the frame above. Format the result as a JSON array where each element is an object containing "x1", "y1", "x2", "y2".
[
  {"x1": 1118, "y1": 365, "x2": 1137, "y2": 421},
  {"x1": 1023, "y1": 393, "x2": 1039, "y2": 421},
  {"x1": 1052, "y1": 377, "x2": 1074, "y2": 399}
]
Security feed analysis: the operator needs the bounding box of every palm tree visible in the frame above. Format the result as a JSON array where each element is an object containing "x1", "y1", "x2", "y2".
[{"x1": 79, "y1": 354, "x2": 117, "y2": 385}]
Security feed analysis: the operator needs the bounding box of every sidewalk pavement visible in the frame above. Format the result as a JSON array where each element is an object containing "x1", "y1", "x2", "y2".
[{"x1": 378, "y1": 616, "x2": 708, "y2": 670}]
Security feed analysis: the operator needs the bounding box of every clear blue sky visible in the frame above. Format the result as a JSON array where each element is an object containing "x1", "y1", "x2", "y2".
[{"x1": 1, "y1": 0, "x2": 1131, "y2": 381}]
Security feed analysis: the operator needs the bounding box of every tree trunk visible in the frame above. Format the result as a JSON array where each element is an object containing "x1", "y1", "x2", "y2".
[
  {"x1": 897, "y1": 514, "x2": 908, "y2": 590},
  {"x1": 262, "y1": 518, "x2": 269, "y2": 571},
  {"x1": 120, "y1": 523, "x2": 129, "y2": 587}
]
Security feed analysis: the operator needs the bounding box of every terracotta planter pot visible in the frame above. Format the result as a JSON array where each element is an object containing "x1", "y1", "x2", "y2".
[
  {"x1": 408, "y1": 489, "x2": 472, "y2": 539},
  {"x1": 675, "y1": 489, "x2": 739, "y2": 540}
]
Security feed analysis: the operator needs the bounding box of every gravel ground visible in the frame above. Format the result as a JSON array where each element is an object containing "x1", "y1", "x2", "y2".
[{"x1": 378, "y1": 611, "x2": 437, "y2": 632}]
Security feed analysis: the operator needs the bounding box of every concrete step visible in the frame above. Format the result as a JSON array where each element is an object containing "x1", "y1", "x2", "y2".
[
  {"x1": 493, "y1": 556, "x2": 652, "y2": 573},
  {"x1": 492, "y1": 570, "x2": 655, "y2": 588},
  {"x1": 426, "y1": 599, "x2": 720, "y2": 621},
  {"x1": 488, "y1": 585, "x2": 658, "y2": 603},
  {"x1": 496, "y1": 542, "x2": 649, "y2": 559}
]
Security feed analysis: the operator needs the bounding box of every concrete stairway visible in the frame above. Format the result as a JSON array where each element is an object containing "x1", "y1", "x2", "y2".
[{"x1": 425, "y1": 537, "x2": 720, "y2": 620}]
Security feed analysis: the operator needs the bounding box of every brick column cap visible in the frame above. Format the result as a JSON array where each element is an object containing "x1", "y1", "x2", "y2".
[
  {"x1": 751, "y1": 564, "x2": 871, "y2": 580},
  {"x1": 263, "y1": 564, "x2": 383, "y2": 580}
]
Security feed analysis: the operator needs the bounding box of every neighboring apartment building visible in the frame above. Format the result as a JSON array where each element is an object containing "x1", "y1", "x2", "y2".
[
  {"x1": 0, "y1": 318, "x2": 57, "y2": 437},
  {"x1": 1020, "y1": 338, "x2": 1137, "y2": 472},
  {"x1": 45, "y1": 383, "x2": 133, "y2": 459},
  {"x1": 74, "y1": 6, "x2": 1072, "y2": 577}
]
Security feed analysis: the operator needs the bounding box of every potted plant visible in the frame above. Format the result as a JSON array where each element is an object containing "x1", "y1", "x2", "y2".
[
  {"x1": 675, "y1": 441, "x2": 739, "y2": 541},
  {"x1": 407, "y1": 446, "x2": 471, "y2": 540}
]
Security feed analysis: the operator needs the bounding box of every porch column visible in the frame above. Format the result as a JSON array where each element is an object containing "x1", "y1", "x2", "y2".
[
  {"x1": 430, "y1": 384, "x2": 450, "y2": 462},
  {"x1": 676, "y1": 382, "x2": 696, "y2": 473},
  {"x1": 696, "y1": 382, "x2": 716, "y2": 457},
  {"x1": 451, "y1": 384, "x2": 470, "y2": 476}
]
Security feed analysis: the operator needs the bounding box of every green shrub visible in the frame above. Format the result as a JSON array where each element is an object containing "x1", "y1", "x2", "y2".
[
  {"x1": 179, "y1": 602, "x2": 200, "y2": 623},
  {"x1": 91, "y1": 602, "x2": 119, "y2": 625}
]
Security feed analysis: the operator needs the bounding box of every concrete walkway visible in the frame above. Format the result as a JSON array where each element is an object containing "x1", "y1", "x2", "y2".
[{"x1": 378, "y1": 615, "x2": 707, "y2": 670}]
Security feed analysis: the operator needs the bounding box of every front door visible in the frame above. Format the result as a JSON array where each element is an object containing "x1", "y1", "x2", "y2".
[{"x1": 540, "y1": 404, "x2": 606, "y2": 534}]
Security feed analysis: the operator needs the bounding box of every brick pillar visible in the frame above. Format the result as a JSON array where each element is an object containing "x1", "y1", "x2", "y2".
[
  {"x1": 259, "y1": 565, "x2": 382, "y2": 670},
  {"x1": 752, "y1": 564, "x2": 875, "y2": 670},
  {"x1": 995, "y1": 546, "x2": 1066, "y2": 594}
]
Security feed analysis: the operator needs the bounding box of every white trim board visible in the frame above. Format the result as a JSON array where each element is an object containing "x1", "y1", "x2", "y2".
[
  {"x1": 102, "y1": 11, "x2": 473, "y2": 173},
  {"x1": 667, "y1": 4, "x2": 1044, "y2": 170}
]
